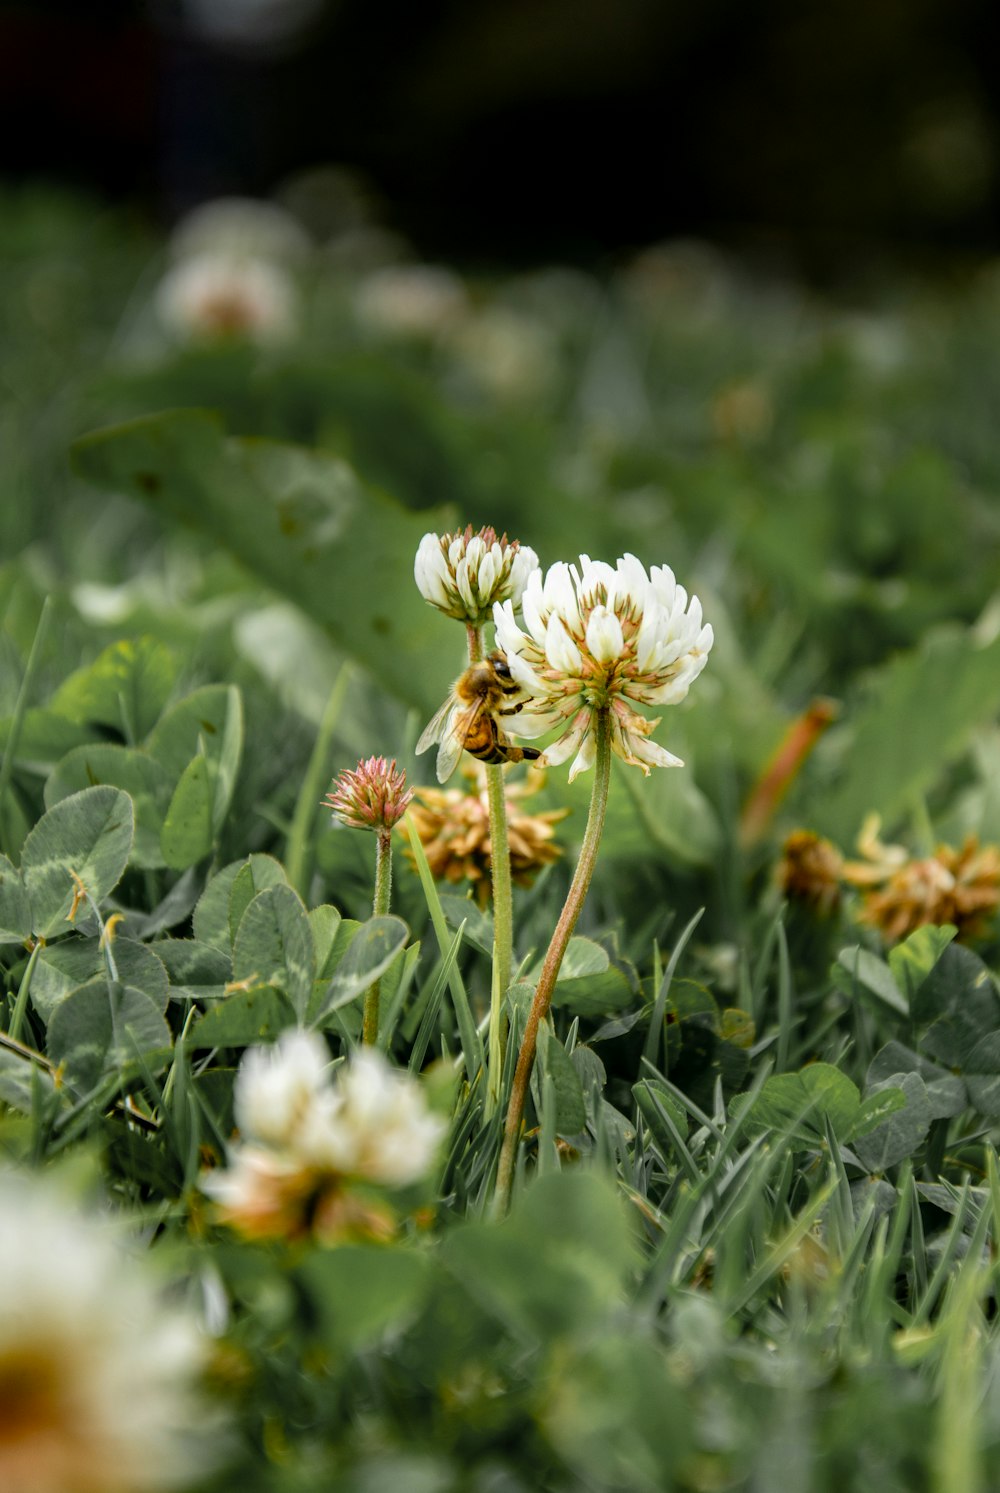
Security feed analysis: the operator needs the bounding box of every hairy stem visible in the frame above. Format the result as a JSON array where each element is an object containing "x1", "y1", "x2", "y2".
[
  {"x1": 363, "y1": 827, "x2": 393, "y2": 1045},
  {"x1": 494, "y1": 708, "x2": 612, "y2": 1213}
]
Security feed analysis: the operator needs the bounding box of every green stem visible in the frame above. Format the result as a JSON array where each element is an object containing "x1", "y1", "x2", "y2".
[
  {"x1": 363, "y1": 828, "x2": 393, "y2": 1045},
  {"x1": 467, "y1": 623, "x2": 514, "y2": 1114},
  {"x1": 494, "y1": 708, "x2": 613, "y2": 1214}
]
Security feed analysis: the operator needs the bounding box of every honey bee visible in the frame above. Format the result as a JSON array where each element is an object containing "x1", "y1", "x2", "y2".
[{"x1": 417, "y1": 651, "x2": 542, "y2": 783}]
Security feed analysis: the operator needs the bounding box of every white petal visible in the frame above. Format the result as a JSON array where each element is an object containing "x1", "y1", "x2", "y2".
[
  {"x1": 635, "y1": 601, "x2": 666, "y2": 673},
  {"x1": 585, "y1": 605, "x2": 625, "y2": 664},
  {"x1": 521, "y1": 569, "x2": 548, "y2": 643},
  {"x1": 567, "y1": 729, "x2": 599, "y2": 782},
  {"x1": 545, "y1": 612, "x2": 583, "y2": 675},
  {"x1": 540, "y1": 709, "x2": 591, "y2": 766},
  {"x1": 414, "y1": 534, "x2": 450, "y2": 606},
  {"x1": 477, "y1": 549, "x2": 498, "y2": 600}
]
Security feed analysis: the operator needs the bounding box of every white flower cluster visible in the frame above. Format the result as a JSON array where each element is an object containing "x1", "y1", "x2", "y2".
[
  {"x1": 415, "y1": 526, "x2": 539, "y2": 625},
  {"x1": 156, "y1": 197, "x2": 305, "y2": 345},
  {"x1": 493, "y1": 552, "x2": 714, "y2": 781},
  {"x1": 202, "y1": 1033, "x2": 446, "y2": 1236},
  {"x1": 0, "y1": 1171, "x2": 209, "y2": 1493}
]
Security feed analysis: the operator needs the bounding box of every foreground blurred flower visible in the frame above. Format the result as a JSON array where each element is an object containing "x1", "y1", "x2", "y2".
[
  {"x1": 156, "y1": 251, "x2": 297, "y2": 344},
  {"x1": 0, "y1": 1171, "x2": 210, "y2": 1493},
  {"x1": 415, "y1": 526, "x2": 539, "y2": 626},
  {"x1": 494, "y1": 553, "x2": 713, "y2": 781},
  {"x1": 324, "y1": 755, "x2": 412, "y2": 833},
  {"x1": 201, "y1": 1035, "x2": 447, "y2": 1241},
  {"x1": 408, "y1": 765, "x2": 569, "y2": 905}
]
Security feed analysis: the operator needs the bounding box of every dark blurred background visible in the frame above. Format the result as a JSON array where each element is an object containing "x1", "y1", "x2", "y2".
[{"x1": 3, "y1": 0, "x2": 1000, "y2": 270}]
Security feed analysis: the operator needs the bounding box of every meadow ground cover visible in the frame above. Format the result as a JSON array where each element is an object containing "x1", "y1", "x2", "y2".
[{"x1": 2, "y1": 185, "x2": 1000, "y2": 1490}]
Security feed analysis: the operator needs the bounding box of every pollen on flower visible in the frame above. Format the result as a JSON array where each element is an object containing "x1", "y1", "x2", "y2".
[
  {"x1": 414, "y1": 525, "x2": 539, "y2": 625},
  {"x1": 492, "y1": 552, "x2": 713, "y2": 781},
  {"x1": 324, "y1": 756, "x2": 413, "y2": 832},
  {"x1": 407, "y1": 764, "x2": 569, "y2": 905}
]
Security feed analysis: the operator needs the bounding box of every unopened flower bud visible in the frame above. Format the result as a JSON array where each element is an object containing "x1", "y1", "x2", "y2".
[
  {"x1": 324, "y1": 756, "x2": 412, "y2": 832},
  {"x1": 414, "y1": 526, "x2": 539, "y2": 625}
]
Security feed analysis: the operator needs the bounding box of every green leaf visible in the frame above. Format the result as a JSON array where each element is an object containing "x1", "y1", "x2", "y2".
[
  {"x1": 146, "y1": 683, "x2": 236, "y2": 780},
  {"x1": 868, "y1": 1040, "x2": 966, "y2": 1120},
  {"x1": 153, "y1": 939, "x2": 232, "y2": 1003},
  {"x1": 298, "y1": 1246, "x2": 430, "y2": 1353},
  {"x1": 47, "y1": 980, "x2": 172, "y2": 1091},
  {"x1": 736, "y1": 1062, "x2": 863, "y2": 1145},
  {"x1": 45, "y1": 744, "x2": 173, "y2": 869},
  {"x1": 228, "y1": 855, "x2": 289, "y2": 946},
  {"x1": 190, "y1": 986, "x2": 296, "y2": 1048},
  {"x1": 888, "y1": 925, "x2": 957, "y2": 1009},
  {"x1": 536, "y1": 1023, "x2": 587, "y2": 1136},
  {"x1": 192, "y1": 860, "x2": 245, "y2": 951},
  {"x1": 232, "y1": 884, "x2": 316, "y2": 1021},
  {"x1": 542, "y1": 937, "x2": 634, "y2": 1016},
  {"x1": 20, "y1": 786, "x2": 134, "y2": 938},
  {"x1": 73, "y1": 411, "x2": 455, "y2": 712},
  {"x1": 29, "y1": 936, "x2": 169, "y2": 1022},
  {"x1": 0, "y1": 709, "x2": 97, "y2": 769},
  {"x1": 0, "y1": 1049, "x2": 56, "y2": 1112},
  {"x1": 0, "y1": 853, "x2": 31, "y2": 944},
  {"x1": 633, "y1": 1077, "x2": 689, "y2": 1156},
  {"x1": 311, "y1": 915, "x2": 409, "y2": 1023},
  {"x1": 309, "y1": 905, "x2": 344, "y2": 978},
  {"x1": 833, "y1": 945, "x2": 908, "y2": 1016},
  {"x1": 613, "y1": 760, "x2": 722, "y2": 868},
  {"x1": 442, "y1": 1171, "x2": 638, "y2": 1342},
  {"x1": 160, "y1": 753, "x2": 215, "y2": 870},
  {"x1": 853, "y1": 1073, "x2": 931, "y2": 1171},
  {"x1": 49, "y1": 637, "x2": 175, "y2": 742},
  {"x1": 814, "y1": 624, "x2": 1000, "y2": 842}
]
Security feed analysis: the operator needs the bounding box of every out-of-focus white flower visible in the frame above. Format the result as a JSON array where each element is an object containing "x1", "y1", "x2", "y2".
[
  {"x1": 303, "y1": 1048, "x2": 448, "y2": 1186},
  {"x1": 201, "y1": 1039, "x2": 447, "y2": 1240},
  {"x1": 233, "y1": 1028, "x2": 331, "y2": 1152},
  {"x1": 0, "y1": 1171, "x2": 209, "y2": 1493},
  {"x1": 355, "y1": 264, "x2": 468, "y2": 339},
  {"x1": 156, "y1": 251, "x2": 297, "y2": 344},
  {"x1": 168, "y1": 197, "x2": 311, "y2": 265},
  {"x1": 448, "y1": 306, "x2": 556, "y2": 400},
  {"x1": 415, "y1": 525, "x2": 539, "y2": 625},
  {"x1": 493, "y1": 552, "x2": 713, "y2": 781}
]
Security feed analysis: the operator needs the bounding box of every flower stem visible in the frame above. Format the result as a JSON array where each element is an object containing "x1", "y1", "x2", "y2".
[
  {"x1": 467, "y1": 623, "x2": 515, "y2": 1113},
  {"x1": 494, "y1": 707, "x2": 613, "y2": 1213},
  {"x1": 363, "y1": 828, "x2": 393, "y2": 1045}
]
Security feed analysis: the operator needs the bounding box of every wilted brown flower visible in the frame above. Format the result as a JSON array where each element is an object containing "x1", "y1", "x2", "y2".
[
  {"x1": 324, "y1": 756, "x2": 412, "y2": 833},
  {"x1": 778, "y1": 829, "x2": 845, "y2": 916},
  {"x1": 407, "y1": 766, "x2": 569, "y2": 905},
  {"x1": 851, "y1": 835, "x2": 1000, "y2": 943}
]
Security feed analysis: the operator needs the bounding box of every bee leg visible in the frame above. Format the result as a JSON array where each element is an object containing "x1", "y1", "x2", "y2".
[{"x1": 498, "y1": 702, "x2": 526, "y2": 717}]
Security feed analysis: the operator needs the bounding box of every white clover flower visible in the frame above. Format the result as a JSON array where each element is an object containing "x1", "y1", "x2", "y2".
[
  {"x1": 493, "y1": 552, "x2": 713, "y2": 782},
  {"x1": 0, "y1": 1171, "x2": 210, "y2": 1493},
  {"x1": 355, "y1": 264, "x2": 468, "y2": 338},
  {"x1": 415, "y1": 525, "x2": 540, "y2": 625},
  {"x1": 168, "y1": 197, "x2": 311, "y2": 264},
  {"x1": 156, "y1": 251, "x2": 297, "y2": 344},
  {"x1": 303, "y1": 1049, "x2": 448, "y2": 1186},
  {"x1": 233, "y1": 1027, "x2": 331, "y2": 1152}
]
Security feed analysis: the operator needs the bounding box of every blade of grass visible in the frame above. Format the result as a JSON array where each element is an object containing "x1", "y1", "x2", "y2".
[{"x1": 285, "y1": 662, "x2": 351, "y2": 898}]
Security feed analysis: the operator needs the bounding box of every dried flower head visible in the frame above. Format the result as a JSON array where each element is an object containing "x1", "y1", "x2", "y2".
[
  {"x1": 156, "y1": 252, "x2": 297, "y2": 343},
  {"x1": 0, "y1": 1170, "x2": 210, "y2": 1493},
  {"x1": 849, "y1": 835, "x2": 1000, "y2": 943},
  {"x1": 778, "y1": 829, "x2": 845, "y2": 917},
  {"x1": 408, "y1": 765, "x2": 568, "y2": 905},
  {"x1": 415, "y1": 526, "x2": 539, "y2": 626},
  {"x1": 324, "y1": 756, "x2": 412, "y2": 832},
  {"x1": 201, "y1": 1034, "x2": 447, "y2": 1242},
  {"x1": 493, "y1": 552, "x2": 713, "y2": 781}
]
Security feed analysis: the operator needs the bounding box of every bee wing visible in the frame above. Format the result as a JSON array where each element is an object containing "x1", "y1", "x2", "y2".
[
  {"x1": 416, "y1": 693, "x2": 458, "y2": 756},
  {"x1": 436, "y1": 700, "x2": 486, "y2": 783}
]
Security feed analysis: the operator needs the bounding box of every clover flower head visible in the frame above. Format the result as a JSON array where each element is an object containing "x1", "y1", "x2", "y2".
[
  {"x1": 201, "y1": 1040, "x2": 447, "y2": 1241},
  {"x1": 324, "y1": 755, "x2": 412, "y2": 832},
  {"x1": 156, "y1": 251, "x2": 297, "y2": 343},
  {"x1": 415, "y1": 526, "x2": 540, "y2": 625},
  {"x1": 493, "y1": 552, "x2": 713, "y2": 781},
  {"x1": 0, "y1": 1170, "x2": 210, "y2": 1493},
  {"x1": 355, "y1": 264, "x2": 468, "y2": 338}
]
